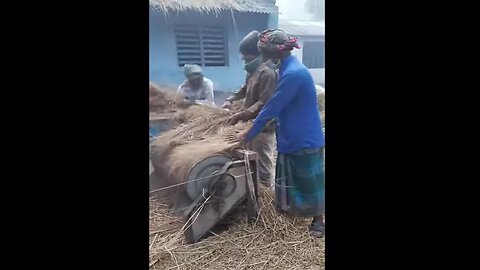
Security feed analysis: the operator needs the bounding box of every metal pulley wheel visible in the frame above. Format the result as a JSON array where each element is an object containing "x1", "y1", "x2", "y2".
[
  {"x1": 208, "y1": 173, "x2": 236, "y2": 199},
  {"x1": 186, "y1": 155, "x2": 233, "y2": 200}
]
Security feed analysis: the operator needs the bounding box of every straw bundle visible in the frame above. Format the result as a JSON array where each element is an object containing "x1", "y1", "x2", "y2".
[
  {"x1": 150, "y1": 103, "x2": 252, "y2": 205},
  {"x1": 316, "y1": 87, "x2": 325, "y2": 112},
  {"x1": 149, "y1": 82, "x2": 178, "y2": 112},
  {"x1": 316, "y1": 88, "x2": 325, "y2": 133}
]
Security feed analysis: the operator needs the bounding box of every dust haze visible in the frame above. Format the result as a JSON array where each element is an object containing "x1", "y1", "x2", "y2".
[{"x1": 276, "y1": 0, "x2": 325, "y2": 22}]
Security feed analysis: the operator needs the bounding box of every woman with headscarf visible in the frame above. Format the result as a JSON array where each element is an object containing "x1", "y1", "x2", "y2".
[
  {"x1": 227, "y1": 29, "x2": 325, "y2": 237},
  {"x1": 177, "y1": 64, "x2": 215, "y2": 106}
]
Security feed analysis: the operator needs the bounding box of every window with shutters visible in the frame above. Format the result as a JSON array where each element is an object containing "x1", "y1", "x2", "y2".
[
  {"x1": 174, "y1": 25, "x2": 228, "y2": 67},
  {"x1": 302, "y1": 41, "x2": 325, "y2": 69}
]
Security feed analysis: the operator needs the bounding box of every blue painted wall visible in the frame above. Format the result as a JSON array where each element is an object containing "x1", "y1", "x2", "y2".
[{"x1": 150, "y1": 9, "x2": 278, "y2": 92}]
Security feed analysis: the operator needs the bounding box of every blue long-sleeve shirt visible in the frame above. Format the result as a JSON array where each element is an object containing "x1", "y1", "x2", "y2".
[{"x1": 245, "y1": 55, "x2": 325, "y2": 154}]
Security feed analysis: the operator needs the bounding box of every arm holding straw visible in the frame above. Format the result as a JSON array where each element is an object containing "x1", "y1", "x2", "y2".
[
  {"x1": 222, "y1": 76, "x2": 249, "y2": 108},
  {"x1": 176, "y1": 82, "x2": 192, "y2": 104}
]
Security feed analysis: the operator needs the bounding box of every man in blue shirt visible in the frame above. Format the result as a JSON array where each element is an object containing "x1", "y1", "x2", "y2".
[{"x1": 228, "y1": 29, "x2": 325, "y2": 237}]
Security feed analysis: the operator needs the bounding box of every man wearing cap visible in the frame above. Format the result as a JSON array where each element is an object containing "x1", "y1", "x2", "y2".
[
  {"x1": 177, "y1": 64, "x2": 215, "y2": 106},
  {"x1": 221, "y1": 30, "x2": 278, "y2": 187},
  {"x1": 227, "y1": 29, "x2": 325, "y2": 237}
]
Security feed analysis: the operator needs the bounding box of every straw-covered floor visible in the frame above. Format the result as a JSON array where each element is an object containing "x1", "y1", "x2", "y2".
[{"x1": 149, "y1": 186, "x2": 325, "y2": 270}]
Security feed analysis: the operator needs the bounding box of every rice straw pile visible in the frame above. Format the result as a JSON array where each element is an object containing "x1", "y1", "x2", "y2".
[
  {"x1": 150, "y1": 99, "x2": 252, "y2": 208},
  {"x1": 316, "y1": 89, "x2": 325, "y2": 112},
  {"x1": 317, "y1": 88, "x2": 325, "y2": 134},
  {"x1": 149, "y1": 82, "x2": 178, "y2": 112},
  {"x1": 149, "y1": 186, "x2": 325, "y2": 270}
]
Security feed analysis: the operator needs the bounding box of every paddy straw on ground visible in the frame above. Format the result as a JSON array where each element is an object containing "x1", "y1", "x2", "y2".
[{"x1": 149, "y1": 186, "x2": 325, "y2": 270}]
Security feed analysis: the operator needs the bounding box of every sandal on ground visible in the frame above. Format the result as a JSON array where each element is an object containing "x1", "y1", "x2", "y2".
[{"x1": 309, "y1": 221, "x2": 325, "y2": 238}]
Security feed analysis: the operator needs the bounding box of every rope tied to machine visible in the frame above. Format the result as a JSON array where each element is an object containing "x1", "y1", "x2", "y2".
[{"x1": 149, "y1": 171, "x2": 253, "y2": 195}]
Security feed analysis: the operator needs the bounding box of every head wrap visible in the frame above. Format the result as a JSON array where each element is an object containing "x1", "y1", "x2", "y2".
[
  {"x1": 183, "y1": 64, "x2": 203, "y2": 79},
  {"x1": 257, "y1": 29, "x2": 300, "y2": 52},
  {"x1": 239, "y1": 30, "x2": 260, "y2": 56}
]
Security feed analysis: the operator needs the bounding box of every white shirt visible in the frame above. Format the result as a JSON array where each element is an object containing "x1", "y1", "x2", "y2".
[{"x1": 176, "y1": 77, "x2": 215, "y2": 106}]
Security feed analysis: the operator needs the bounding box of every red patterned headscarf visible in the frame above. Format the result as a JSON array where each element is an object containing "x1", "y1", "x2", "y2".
[{"x1": 258, "y1": 29, "x2": 300, "y2": 52}]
